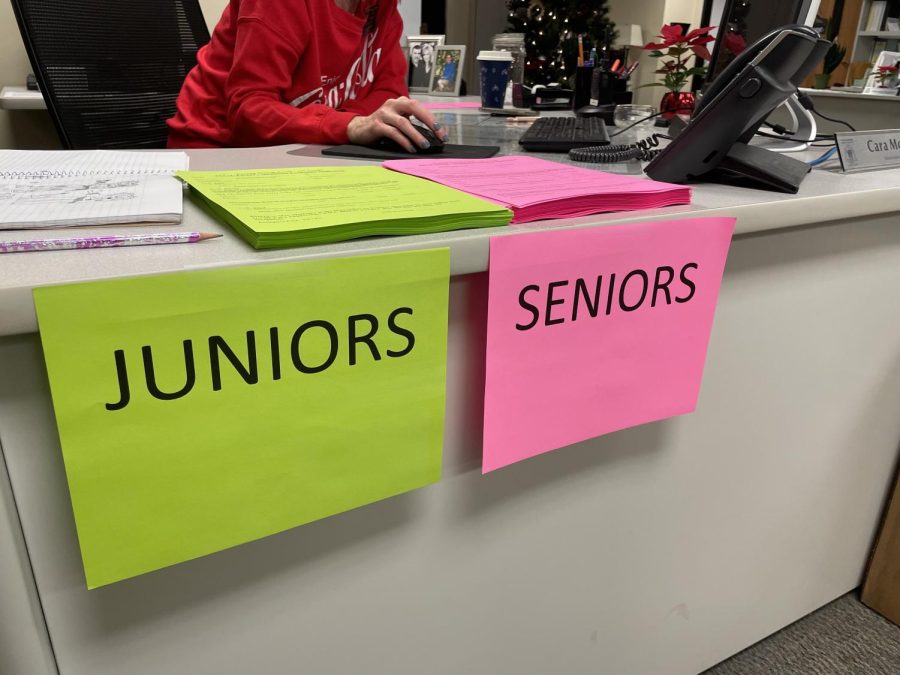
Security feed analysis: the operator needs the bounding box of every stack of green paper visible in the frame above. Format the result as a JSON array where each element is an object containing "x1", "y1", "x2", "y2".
[{"x1": 176, "y1": 166, "x2": 512, "y2": 249}]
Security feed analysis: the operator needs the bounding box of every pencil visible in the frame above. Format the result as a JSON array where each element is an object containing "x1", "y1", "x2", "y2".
[
  {"x1": 0, "y1": 231, "x2": 222, "y2": 254},
  {"x1": 578, "y1": 35, "x2": 584, "y2": 66}
]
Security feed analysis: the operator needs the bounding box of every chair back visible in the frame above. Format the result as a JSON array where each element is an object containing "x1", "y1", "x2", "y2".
[{"x1": 11, "y1": 0, "x2": 210, "y2": 149}]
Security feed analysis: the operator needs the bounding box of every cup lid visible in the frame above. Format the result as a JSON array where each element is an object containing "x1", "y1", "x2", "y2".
[{"x1": 477, "y1": 50, "x2": 514, "y2": 61}]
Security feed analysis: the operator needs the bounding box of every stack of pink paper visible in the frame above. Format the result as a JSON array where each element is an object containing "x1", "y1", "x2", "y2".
[{"x1": 382, "y1": 155, "x2": 691, "y2": 223}]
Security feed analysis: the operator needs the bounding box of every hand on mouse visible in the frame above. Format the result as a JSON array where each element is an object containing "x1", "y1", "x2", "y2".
[{"x1": 347, "y1": 96, "x2": 449, "y2": 152}]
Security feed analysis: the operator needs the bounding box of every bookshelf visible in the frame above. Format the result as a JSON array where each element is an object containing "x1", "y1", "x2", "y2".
[
  {"x1": 849, "y1": 0, "x2": 900, "y2": 83},
  {"x1": 803, "y1": 0, "x2": 864, "y2": 88}
]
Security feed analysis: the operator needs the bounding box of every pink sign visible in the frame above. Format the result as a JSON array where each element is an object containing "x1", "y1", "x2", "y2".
[{"x1": 483, "y1": 217, "x2": 735, "y2": 473}]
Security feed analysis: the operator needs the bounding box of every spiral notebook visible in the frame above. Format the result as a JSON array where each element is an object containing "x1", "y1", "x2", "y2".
[{"x1": 0, "y1": 150, "x2": 188, "y2": 229}]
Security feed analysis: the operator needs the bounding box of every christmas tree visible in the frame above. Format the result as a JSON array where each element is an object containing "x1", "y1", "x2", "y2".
[{"x1": 506, "y1": 0, "x2": 616, "y2": 86}]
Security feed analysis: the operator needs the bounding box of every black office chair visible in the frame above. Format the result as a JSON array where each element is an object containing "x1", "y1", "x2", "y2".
[{"x1": 10, "y1": 0, "x2": 210, "y2": 149}]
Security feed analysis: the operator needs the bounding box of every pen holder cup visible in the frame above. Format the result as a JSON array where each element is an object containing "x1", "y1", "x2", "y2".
[
  {"x1": 574, "y1": 67, "x2": 631, "y2": 110},
  {"x1": 512, "y1": 83, "x2": 535, "y2": 108},
  {"x1": 573, "y1": 66, "x2": 595, "y2": 110}
]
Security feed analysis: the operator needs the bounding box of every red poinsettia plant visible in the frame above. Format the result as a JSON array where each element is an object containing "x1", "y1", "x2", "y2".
[
  {"x1": 642, "y1": 24, "x2": 715, "y2": 93},
  {"x1": 875, "y1": 65, "x2": 899, "y2": 87}
]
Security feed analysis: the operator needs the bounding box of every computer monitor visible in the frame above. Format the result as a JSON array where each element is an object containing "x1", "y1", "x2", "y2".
[
  {"x1": 644, "y1": 25, "x2": 830, "y2": 193},
  {"x1": 705, "y1": 0, "x2": 821, "y2": 84}
]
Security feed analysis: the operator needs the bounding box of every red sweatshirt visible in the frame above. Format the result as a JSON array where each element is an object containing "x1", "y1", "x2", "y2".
[{"x1": 167, "y1": 0, "x2": 408, "y2": 148}]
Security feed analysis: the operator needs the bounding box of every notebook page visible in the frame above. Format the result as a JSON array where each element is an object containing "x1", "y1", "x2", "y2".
[
  {"x1": 0, "y1": 150, "x2": 186, "y2": 228},
  {"x1": 0, "y1": 150, "x2": 188, "y2": 178},
  {"x1": 0, "y1": 174, "x2": 183, "y2": 229}
]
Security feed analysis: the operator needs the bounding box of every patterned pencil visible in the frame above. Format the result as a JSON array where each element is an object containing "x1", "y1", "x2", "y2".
[{"x1": 0, "y1": 231, "x2": 221, "y2": 253}]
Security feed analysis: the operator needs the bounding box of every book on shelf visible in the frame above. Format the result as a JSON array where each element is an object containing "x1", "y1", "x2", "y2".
[
  {"x1": 870, "y1": 39, "x2": 889, "y2": 63},
  {"x1": 0, "y1": 150, "x2": 187, "y2": 229},
  {"x1": 885, "y1": 16, "x2": 900, "y2": 32},
  {"x1": 175, "y1": 166, "x2": 512, "y2": 249},
  {"x1": 867, "y1": 1, "x2": 888, "y2": 31}
]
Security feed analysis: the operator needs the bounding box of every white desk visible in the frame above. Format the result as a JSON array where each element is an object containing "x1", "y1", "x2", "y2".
[
  {"x1": 0, "y1": 85, "x2": 46, "y2": 110},
  {"x1": 796, "y1": 86, "x2": 900, "y2": 132},
  {"x1": 3, "y1": 141, "x2": 900, "y2": 675},
  {"x1": 800, "y1": 87, "x2": 900, "y2": 101}
]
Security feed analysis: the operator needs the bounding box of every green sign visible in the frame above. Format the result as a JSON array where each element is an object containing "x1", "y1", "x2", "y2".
[{"x1": 34, "y1": 250, "x2": 449, "y2": 588}]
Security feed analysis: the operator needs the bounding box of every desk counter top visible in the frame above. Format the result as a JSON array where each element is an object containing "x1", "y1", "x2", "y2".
[
  {"x1": 0, "y1": 85, "x2": 46, "y2": 110},
  {"x1": 799, "y1": 87, "x2": 900, "y2": 102},
  {"x1": 2, "y1": 143, "x2": 900, "y2": 337}
]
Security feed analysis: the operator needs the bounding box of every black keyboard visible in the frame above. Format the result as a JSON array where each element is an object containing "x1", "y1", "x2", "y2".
[{"x1": 518, "y1": 116, "x2": 611, "y2": 152}]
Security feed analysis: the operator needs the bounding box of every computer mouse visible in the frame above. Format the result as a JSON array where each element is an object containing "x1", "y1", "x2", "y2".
[{"x1": 374, "y1": 119, "x2": 445, "y2": 154}]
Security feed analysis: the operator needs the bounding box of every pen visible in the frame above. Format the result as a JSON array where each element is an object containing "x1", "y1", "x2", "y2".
[
  {"x1": 505, "y1": 116, "x2": 541, "y2": 123},
  {"x1": 610, "y1": 58, "x2": 621, "y2": 73},
  {"x1": 623, "y1": 62, "x2": 640, "y2": 79},
  {"x1": 0, "y1": 231, "x2": 222, "y2": 253}
]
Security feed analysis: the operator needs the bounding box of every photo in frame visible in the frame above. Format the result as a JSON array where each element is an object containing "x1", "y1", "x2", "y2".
[
  {"x1": 863, "y1": 50, "x2": 900, "y2": 96},
  {"x1": 407, "y1": 35, "x2": 445, "y2": 92},
  {"x1": 428, "y1": 45, "x2": 466, "y2": 96}
]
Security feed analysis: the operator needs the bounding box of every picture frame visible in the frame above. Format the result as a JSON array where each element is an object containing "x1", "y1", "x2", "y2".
[
  {"x1": 428, "y1": 45, "x2": 466, "y2": 96},
  {"x1": 406, "y1": 35, "x2": 445, "y2": 92},
  {"x1": 863, "y1": 50, "x2": 900, "y2": 96}
]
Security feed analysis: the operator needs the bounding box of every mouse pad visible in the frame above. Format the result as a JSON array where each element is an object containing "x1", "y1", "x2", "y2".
[{"x1": 321, "y1": 143, "x2": 501, "y2": 161}]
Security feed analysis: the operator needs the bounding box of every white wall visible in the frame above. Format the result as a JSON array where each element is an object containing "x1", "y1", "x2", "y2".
[
  {"x1": 198, "y1": 0, "x2": 227, "y2": 25},
  {"x1": 446, "y1": 0, "x2": 476, "y2": 86},
  {"x1": 471, "y1": 0, "x2": 513, "y2": 92},
  {"x1": 398, "y1": 0, "x2": 422, "y2": 43},
  {"x1": 663, "y1": 0, "x2": 705, "y2": 25},
  {"x1": 0, "y1": 1, "x2": 59, "y2": 149},
  {"x1": 608, "y1": 4, "x2": 668, "y2": 107}
]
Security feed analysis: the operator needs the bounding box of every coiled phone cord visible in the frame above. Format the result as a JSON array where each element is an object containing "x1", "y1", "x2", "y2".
[{"x1": 568, "y1": 133, "x2": 670, "y2": 163}]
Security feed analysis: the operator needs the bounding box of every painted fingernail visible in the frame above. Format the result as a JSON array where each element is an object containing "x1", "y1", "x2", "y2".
[
  {"x1": 441, "y1": 133, "x2": 450, "y2": 142},
  {"x1": 434, "y1": 122, "x2": 443, "y2": 129},
  {"x1": 420, "y1": 139, "x2": 431, "y2": 149}
]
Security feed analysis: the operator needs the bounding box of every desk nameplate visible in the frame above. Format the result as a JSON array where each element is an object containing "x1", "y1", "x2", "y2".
[{"x1": 836, "y1": 129, "x2": 900, "y2": 173}]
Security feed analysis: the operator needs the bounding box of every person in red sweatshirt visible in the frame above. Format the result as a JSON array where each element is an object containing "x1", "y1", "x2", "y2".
[{"x1": 167, "y1": 0, "x2": 446, "y2": 152}]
